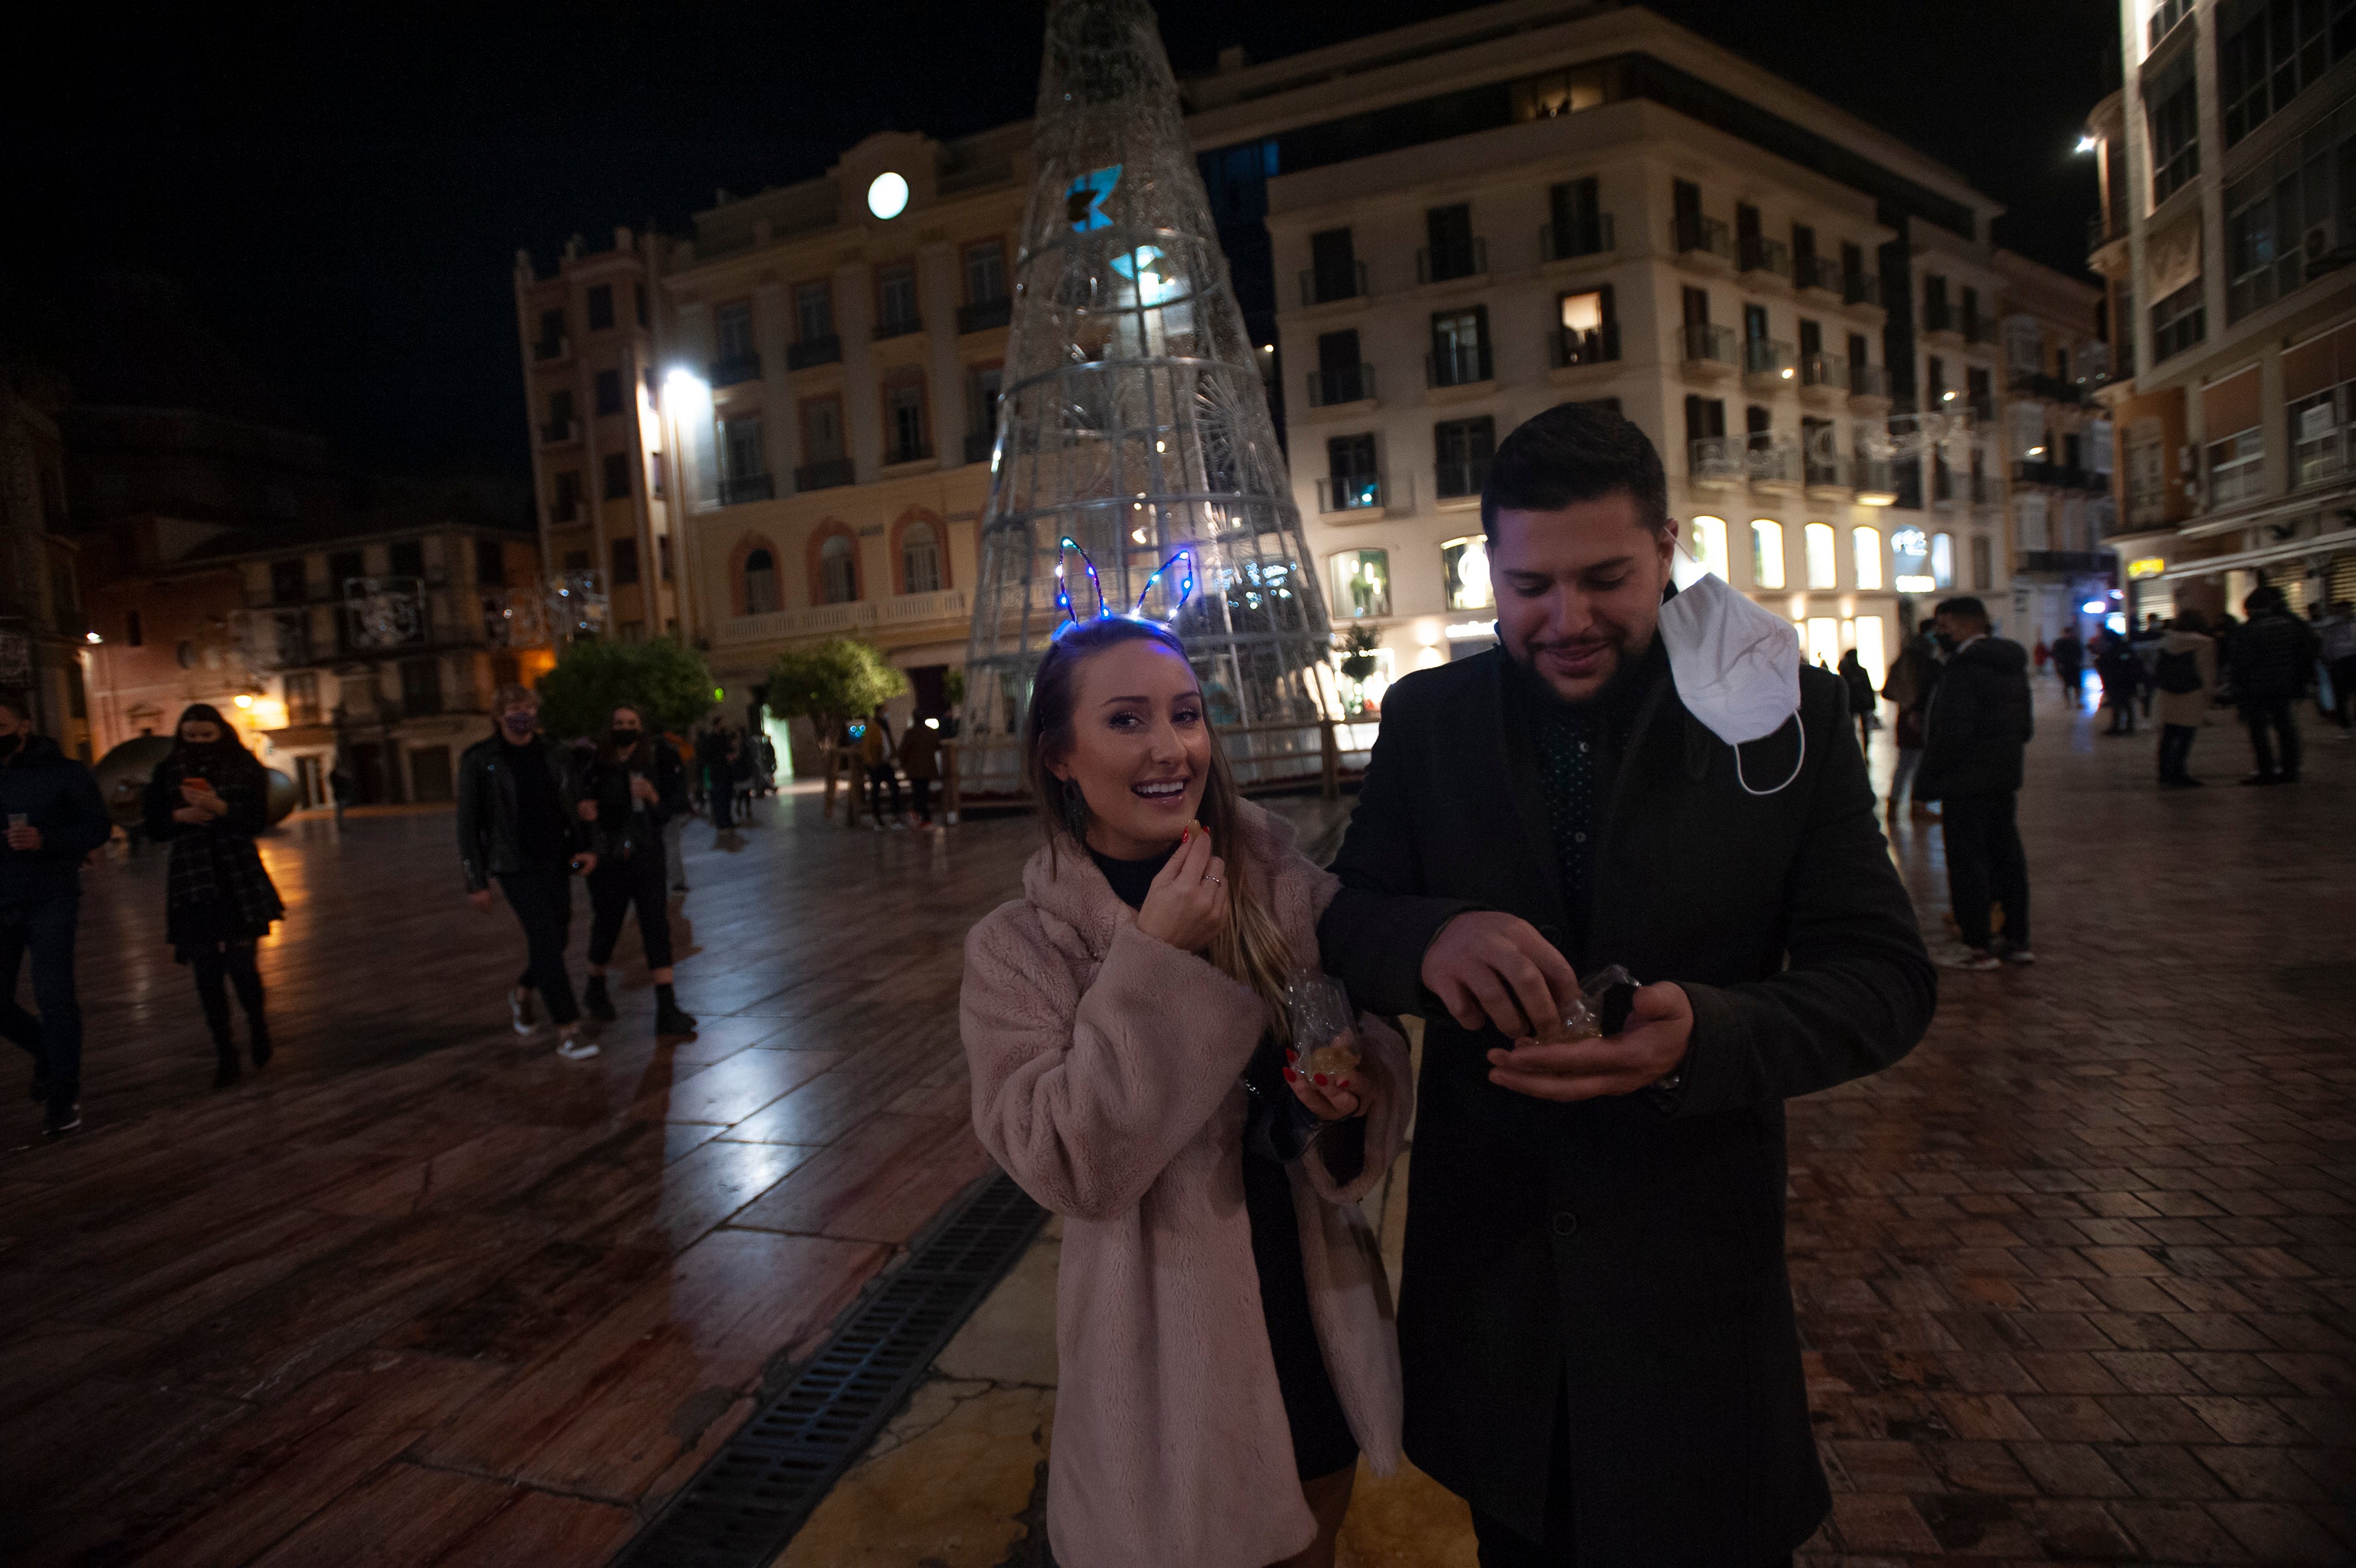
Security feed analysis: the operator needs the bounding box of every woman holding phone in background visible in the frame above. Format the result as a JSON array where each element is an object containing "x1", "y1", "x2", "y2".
[
  {"x1": 960, "y1": 616, "x2": 1412, "y2": 1568},
  {"x1": 143, "y1": 704, "x2": 285, "y2": 1087}
]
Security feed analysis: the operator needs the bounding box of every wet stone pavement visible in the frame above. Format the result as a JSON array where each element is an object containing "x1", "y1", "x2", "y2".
[{"x1": 0, "y1": 684, "x2": 2349, "y2": 1567}]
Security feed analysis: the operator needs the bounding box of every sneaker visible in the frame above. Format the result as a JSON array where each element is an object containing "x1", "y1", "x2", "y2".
[
  {"x1": 1946, "y1": 950, "x2": 2003, "y2": 971},
  {"x1": 508, "y1": 987, "x2": 537, "y2": 1035},
  {"x1": 43, "y1": 1101, "x2": 80, "y2": 1137},
  {"x1": 2003, "y1": 948, "x2": 2037, "y2": 966},
  {"x1": 583, "y1": 975, "x2": 616, "y2": 1023},
  {"x1": 553, "y1": 1030, "x2": 599, "y2": 1061},
  {"x1": 654, "y1": 1001, "x2": 699, "y2": 1037}
]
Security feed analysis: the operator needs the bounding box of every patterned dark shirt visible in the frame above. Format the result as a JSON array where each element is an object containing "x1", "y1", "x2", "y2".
[{"x1": 1530, "y1": 697, "x2": 1603, "y2": 934}]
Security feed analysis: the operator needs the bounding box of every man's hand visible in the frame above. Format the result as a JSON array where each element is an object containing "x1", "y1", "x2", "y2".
[
  {"x1": 6, "y1": 825, "x2": 39, "y2": 851},
  {"x1": 1485, "y1": 981, "x2": 1694, "y2": 1103},
  {"x1": 571, "y1": 852, "x2": 598, "y2": 876},
  {"x1": 1420, "y1": 912, "x2": 1580, "y2": 1039},
  {"x1": 629, "y1": 776, "x2": 658, "y2": 805},
  {"x1": 468, "y1": 887, "x2": 495, "y2": 913},
  {"x1": 577, "y1": 799, "x2": 599, "y2": 821}
]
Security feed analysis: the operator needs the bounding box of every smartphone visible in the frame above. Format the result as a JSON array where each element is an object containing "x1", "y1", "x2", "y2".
[{"x1": 183, "y1": 777, "x2": 213, "y2": 794}]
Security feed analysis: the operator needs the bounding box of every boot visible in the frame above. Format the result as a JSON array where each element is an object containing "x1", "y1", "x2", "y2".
[
  {"x1": 213, "y1": 1034, "x2": 241, "y2": 1089},
  {"x1": 583, "y1": 974, "x2": 616, "y2": 1023},
  {"x1": 654, "y1": 983, "x2": 697, "y2": 1037}
]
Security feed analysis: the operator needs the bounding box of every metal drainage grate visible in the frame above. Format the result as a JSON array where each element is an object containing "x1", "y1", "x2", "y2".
[{"x1": 616, "y1": 1168, "x2": 1048, "y2": 1568}]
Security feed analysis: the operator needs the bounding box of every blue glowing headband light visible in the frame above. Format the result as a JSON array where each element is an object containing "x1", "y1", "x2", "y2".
[{"x1": 1053, "y1": 537, "x2": 1196, "y2": 639}]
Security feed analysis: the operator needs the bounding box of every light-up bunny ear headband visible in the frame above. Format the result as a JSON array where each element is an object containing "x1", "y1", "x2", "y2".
[{"x1": 1053, "y1": 536, "x2": 1195, "y2": 637}]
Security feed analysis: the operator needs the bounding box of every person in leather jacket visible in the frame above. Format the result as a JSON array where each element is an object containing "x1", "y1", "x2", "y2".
[
  {"x1": 458, "y1": 684, "x2": 596, "y2": 1058},
  {"x1": 572, "y1": 703, "x2": 696, "y2": 1037}
]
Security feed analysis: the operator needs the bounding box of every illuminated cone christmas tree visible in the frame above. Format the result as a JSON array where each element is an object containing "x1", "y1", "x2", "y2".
[{"x1": 960, "y1": 0, "x2": 1334, "y2": 791}]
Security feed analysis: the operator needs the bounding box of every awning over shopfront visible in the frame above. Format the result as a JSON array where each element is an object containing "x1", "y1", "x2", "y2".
[
  {"x1": 2159, "y1": 523, "x2": 2356, "y2": 581},
  {"x1": 2175, "y1": 481, "x2": 2356, "y2": 539}
]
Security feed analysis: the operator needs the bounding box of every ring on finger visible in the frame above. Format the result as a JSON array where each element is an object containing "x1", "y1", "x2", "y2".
[{"x1": 1204, "y1": 873, "x2": 1223, "y2": 884}]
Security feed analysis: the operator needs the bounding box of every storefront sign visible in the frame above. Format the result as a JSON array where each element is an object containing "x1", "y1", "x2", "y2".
[{"x1": 2126, "y1": 557, "x2": 2167, "y2": 579}]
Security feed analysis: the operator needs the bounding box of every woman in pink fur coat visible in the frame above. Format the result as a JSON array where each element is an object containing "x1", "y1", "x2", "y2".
[{"x1": 961, "y1": 616, "x2": 1412, "y2": 1568}]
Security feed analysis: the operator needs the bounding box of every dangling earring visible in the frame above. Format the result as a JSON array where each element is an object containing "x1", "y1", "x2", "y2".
[{"x1": 1061, "y1": 778, "x2": 1090, "y2": 841}]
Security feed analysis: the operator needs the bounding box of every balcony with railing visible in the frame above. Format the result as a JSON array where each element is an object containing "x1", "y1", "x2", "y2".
[
  {"x1": 1690, "y1": 436, "x2": 1746, "y2": 487},
  {"x1": 1681, "y1": 321, "x2": 1738, "y2": 377},
  {"x1": 539, "y1": 418, "x2": 579, "y2": 446},
  {"x1": 1932, "y1": 465, "x2": 1959, "y2": 511},
  {"x1": 1299, "y1": 260, "x2": 1369, "y2": 307},
  {"x1": 2148, "y1": 0, "x2": 2192, "y2": 49},
  {"x1": 1742, "y1": 337, "x2": 1797, "y2": 392},
  {"x1": 1922, "y1": 299, "x2": 1960, "y2": 342},
  {"x1": 1316, "y1": 472, "x2": 1392, "y2": 514},
  {"x1": 881, "y1": 440, "x2": 934, "y2": 469},
  {"x1": 718, "y1": 473, "x2": 775, "y2": 506},
  {"x1": 787, "y1": 335, "x2": 841, "y2": 370},
  {"x1": 709, "y1": 353, "x2": 762, "y2": 388},
  {"x1": 1738, "y1": 234, "x2": 1791, "y2": 285},
  {"x1": 1539, "y1": 213, "x2": 1615, "y2": 263},
  {"x1": 1844, "y1": 271, "x2": 1883, "y2": 310},
  {"x1": 795, "y1": 457, "x2": 856, "y2": 492},
  {"x1": 1799, "y1": 351, "x2": 1848, "y2": 404},
  {"x1": 1417, "y1": 237, "x2": 1488, "y2": 285},
  {"x1": 1966, "y1": 316, "x2": 2000, "y2": 346},
  {"x1": 1305, "y1": 364, "x2": 1376, "y2": 407},
  {"x1": 963, "y1": 430, "x2": 996, "y2": 466},
  {"x1": 716, "y1": 587, "x2": 973, "y2": 648},
  {"x1": 872, "y1": 313, "x2": 924, "y2": 342},
  {"x1": 2209, "y1": 452, "x2": 2268, "y2": 509},
  {"x1": 1747, "y1": 436, "x2": 1803, "y2": 491},
  {"x1": 532, "y1": 334, "x2": 571, "y2": 363},
  {"x1": 1854, "y1": 456, "x2": 1898, "y2": 504},
  {"x1": 1848, "y1": 361, "x2": 1892, "y2": 410},
  {"x1": 1672, "y1": 213, "x2": 1733, "y2": 268},
  {"x1": 1797, "y1": 256, "x2": 1844, "y2": 300},
  {"x1": 2012, "y1": 370, "x2": 2087, "y2": 406},
  {"x1": 958, "y1": 297, "x2": 1012, "y2": 334},
  {"x1": 1434, "y1": 457, "x2": 1491, "y2": 500},
  {"x1": 1804, "y1": 452, "x2": 1852, "y2": 495},
  {"x1": 1427, "y1": 342, "x2": 1494, "y2": 390},
  {"x1": 1549, "y1": 322, "x2": 1621, "y2": 370}
]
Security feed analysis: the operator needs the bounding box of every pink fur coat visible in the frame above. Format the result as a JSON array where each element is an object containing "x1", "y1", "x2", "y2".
[{"x1": 961, "y1": 801, "x2": 1410, "y2": 1568}]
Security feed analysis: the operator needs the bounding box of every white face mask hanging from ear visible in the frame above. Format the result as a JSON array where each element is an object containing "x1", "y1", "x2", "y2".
[{"x1": 1655, "y1": 572, "x2": 1805, "y2": 795}]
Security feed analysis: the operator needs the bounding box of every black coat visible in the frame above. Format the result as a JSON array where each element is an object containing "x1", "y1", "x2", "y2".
[
  {"x1": 0, "y1": 735, "x2": 110, "y2": 904},
  {"x1": 576, "y1": 741, "x2": 686, "y2": 861},
  {"x1": 1912, "y1": 637, "x2": 2034, "y2": 801},
  {"x1": 2229, "y1": 610, "x2": 2321, "y2": 703},
  {"x1": 456, "y1": 735, "x2": 587, "y2": 893},
  {"x1": 144, "y1": 749, "x2": 285, "y2": 951},
  {"x1": 1317, "y1": 646, "x2": 1934, "y2": 1565}
]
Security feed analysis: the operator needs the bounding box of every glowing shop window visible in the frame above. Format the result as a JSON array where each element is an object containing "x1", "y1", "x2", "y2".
[
  {"x1": 1687, "y1": 515, "x2": 1728, "y2": 581},
  {"x1": 1805, "y1": 616, "x2": 1841, "y2": 670},
  {"x1": 1851, "y1": 527, "x2": 1883, "y2": 590},
  {"x1": 1441, "y1": 535, "x2": 1493, "y2": 611},
  {"x1": 1930, "y1": 531, "x2": 1955, "y2": 589},
  {"x1": 1750, "y1": 519, "x2": 1786, "y2": 590},
  {"x1": 1803, "y1": 523, "x2": 1837, "y2": 589},
  {"x1": 1853, "y1": 614, "x2": 1888, "y2": 691},
  {"x1": 1331, "y1": 549, "x2": 1392, "y2": 618}
]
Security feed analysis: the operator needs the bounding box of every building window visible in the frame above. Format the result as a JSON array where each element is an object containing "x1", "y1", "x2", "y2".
[
  {"x1": 714, "y1": 301, "x2": 755, "y2": 363},
  {"x1": 2219, "y1": 0, "x2": 2343, "y2": 146},
  {"x1": 1547, "y1": 176, "x2": 1607, "y2": 259},
  {"x1": 659, "y1": 535, "x2": 674, "y2": 581},
  {"x1": 2151, "y1": 279, "x2": 2206, "y2": 363},
  {"x1": 634, "y1": 282, "x2": 649, "y2": 328},
  {"x1": 795, "y1": 282, "x2": 833, "y2": 342},
  {"x1": 876, "y1": 262, "x2": 920, "y2": 334},
  {"x1": 124, "y1": 608, "x2": 144, "y2": 647},
  {"x1": 964, "y1": 240, "x2": 1007, "y2": 304},
  {"x1": 611, "y1": 539, "x2": 640, "y2": 586},
  {"x1": 1424, "y1": 202, "x2": 1481, "y2": 282},
  {"x1": 1751, "y1": 520, "x2": 1786, "y2": 589},
  {"x1": 602, "y1": 452, "x2": 630, "y2": 500},
  {"x1": 1326, "y1": 432, "x2": 1380, "y2": 511},
  {"x1": 1556, "y1": 287, "x2": 1615, "y2": 367},
  {"x1": 587, "y1": 284, "x2": 614, "y2": 331},
  {"x1": 2208, "y1": 424, "x2": 2268, "y2": 506},
  {"x1": 1308, "y1": 227, "x2": 1361, "y2": 304},
  {"x1": 1970, "y1": 534, "x2": 1992, "y2": 590},
  {"x1": 883, "y1": 378, "x2": 929, "y2": 463},
  {"x1": 1853, "y1": 527, "x2": 1883, "y2": 590},
  {"x1": 721, "y1": 416, "x2": 767, "y2": 479},
  {"x1": 1430, "y1": 307, "x2": 1491, "y2": 387},
  {"x1": 901, "y1": 520, "x2": 943, "y2": 594},
  {"x1": 2147, "y1": 50, "x2": 2200, "y2": 204},
  {"x1": 285, "y1": 671, "x2": 320, "y2": 726},
  {"x1": 1804, "y1": 523, "x2": 1837, "y2": 589},
  {"x1": 648, "y1": 451, "x2": 667, "y2": 498},
  {"x1": 2223, "y1": 92, "x2": 2356, "y2": 323},
  {"x1": 2126, "y1": 422, "x2": 2169, "y2": 524},
  {"x1": 537, "y1": 307, "x2": 566, "y2": 354},
  {"x1": 1441, "y1": 535, "x2": 1492, "y2": 611},
  {"x1": 819, "y1": 533, "x2": 858, "y2": 604},
  {"x1": 1434, "y1": 416, "x2": 1496, "y2": 499},
  {"x1": 1930, "y1": 531, "x2": 1955, "y2": 589},
  {"x1": 1687, "y1": 515, "x2": 1728, "y2": 581},
  {"x1": 1333, "y1": 549, "x2": 1392, "y2": 618},
  {"x1": 400, "y1": 658, "x2": 444, "y2": 718},
  {"x1": 270, "y1": 558, "x2": 307, "y2": 604},
  {"x1": 744, "y1": 547, "x2": 781, "y2": 614},
  {"x1": 594, "y1": 369, "x2": 622, "y2": 417},
  {"x1": 803, "y1": 398, "x2": 845, "y2": 462},
  {"x1": 1509, "y1": 60, "x2": 1619, "y2": 120}
]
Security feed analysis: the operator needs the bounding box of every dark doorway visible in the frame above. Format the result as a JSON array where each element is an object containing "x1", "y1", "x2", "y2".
[
  {"x1": 910, "y1": 665, "x2": 950, "y2": 721},
  {"x1": 295, "y1": 755, "x2": 324, "y2": 808},
  {"x1": 350, "y1": 743, "x2": 387, "y2": 805},
  {"x1": 409, "y1": 745, "x2": 454, "y2": 803}
]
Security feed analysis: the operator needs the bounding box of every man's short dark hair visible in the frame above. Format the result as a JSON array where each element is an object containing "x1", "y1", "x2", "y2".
[
  {"x1": 1482, "y1": 402, "x2": 1670, "y2": 541},
  {"x1": 1935, "y1": 596, "x2": 1990, "y2": 626},
  {"x1": 2244, "y1": 585, "x2": 2287, "y2": 616}
]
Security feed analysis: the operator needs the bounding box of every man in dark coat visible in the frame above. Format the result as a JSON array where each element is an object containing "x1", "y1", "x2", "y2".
[
  {"x1": 1318, "y1": 404, "x2": 1936, "y2": 1567},
  {"x1": 2049, "y1": 626, "x2": 2085, "y2": 706},
  {"x1": 2228, "y1": 585, "x2": 2321, "y2": 783},
  {"x1": 0, "y1": 696, "x2": 112, "y2": 1136},
  {"x1": 1911, "y1": 596, "x2": 2035, "y2": 970}
]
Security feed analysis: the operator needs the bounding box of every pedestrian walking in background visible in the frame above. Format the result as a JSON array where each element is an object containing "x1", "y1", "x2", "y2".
[
  {"x1": 2153, "y1": 610, "x2": 2219, "y2": 788},
  {"x1": 2317, "y1": 599, "x2": 2355, "y2": 737},
  {"x1": 2130, "y1": 613, "x2": 2166, "y2": 719},
  {"x1": 574, "y1": 704, "x2": 698, "y2": 1038},
  {"x1": 328, "y1": 758, "x2": 354, "y2": 825},
  {"x1": 1880, "y1": 619, "x2": 1939, "y2": 822},
  {"x1": 458, "y1": 685, "x2": 596, "y2": 1060},
  {"x1": 2230, "y1": 585, "x2": 2321, "y2": 784},
  {"x1": 962, "y1": 616, "x2": 1412, "y2": 1567},
  {"x1": 898, "y1": 716, "x2": 943, "y2": 830},
  {"x1": 756, "y1": 731, "x2": 779, "y2": 795},
  {"x1": 2094, "y1": 630, "x2": 2144, "y2": 734},
  {"x1": 143, "y1": 704, "x2": 285, "y2": 1087},
  {"x1": 0, "y1": 695, "x2": 112, "y2": 1137},
  {"x1": 697, "y1": 725, "x2": 735, "y2": 833},
  {"x1": 1912, "y1": 596, "x2": 2034, "y2": 970},
  {"x1": 2050, "y1": 626, "x2": 2085, "y2": 708},
  {"x1": 860, "y1": 708, "x2": 904, "y2": 829},
  {"x1": 1837, "y1": 648, "x2": 1876, "y2": 751},
  {"x1": 729, "y1": 723, "x2": 758, "y2": 823}
]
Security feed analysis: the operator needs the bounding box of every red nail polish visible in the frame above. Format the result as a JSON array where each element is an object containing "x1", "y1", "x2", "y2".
[
  {"x1": 1283, "y1": 1067, "x2": 1297, "y2": 1081},
  {"x1": 1313, "y1": 1074, "x2": 1328, "y2": 1087}
]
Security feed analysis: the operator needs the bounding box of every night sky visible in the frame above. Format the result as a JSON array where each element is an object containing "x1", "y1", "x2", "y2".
[{"x1": 7, "y1": 1, "x2": 2107, "y2": 482}]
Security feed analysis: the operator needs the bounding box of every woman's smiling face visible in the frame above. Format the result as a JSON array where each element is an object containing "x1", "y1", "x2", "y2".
[{"x1": 1049, "y1": 638, "x2": 1210, "y2": 860}]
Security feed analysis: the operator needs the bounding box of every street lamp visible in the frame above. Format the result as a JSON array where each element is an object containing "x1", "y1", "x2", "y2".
[{"x1": 2075, "y1": 134, "x2": 2099, "y2": 154}]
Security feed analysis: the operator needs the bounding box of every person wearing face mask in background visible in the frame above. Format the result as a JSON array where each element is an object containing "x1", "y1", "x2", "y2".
[
  {"x1": 143, "y1": 704, "x2": 286, "y2": 1089},
  {"x1": 0, "y1": 694, "x2": 112, "y2": 1137},
  {"x1": 573, "y1": 703, "x2": 697, "y2": 1037},
  {"x1": 458, "y1": 685, "x2": 597, "y2": 1059},
  {"x1": 1316, "y1": 402, "x2": 1934, "y2": 1568}
]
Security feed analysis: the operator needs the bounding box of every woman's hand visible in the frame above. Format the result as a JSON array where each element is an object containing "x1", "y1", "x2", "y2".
[
  {"x1": 171, "y1": 805, "x2": 209, "y2": 825},
  {"x1": 199, "y1": 791, "x2": 230, "y2": 818},
  {"x1": 1283, "y1": 1033, "x2": 1367, "y2": 1120},
  {"x1": 1134, "y1": 824, "x2": 1228, "y2": 954}
]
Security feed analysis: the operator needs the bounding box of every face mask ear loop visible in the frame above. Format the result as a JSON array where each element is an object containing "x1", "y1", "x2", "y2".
[{"x1": 1732, "y1": 711, "x2": 1805, "y2": 797}]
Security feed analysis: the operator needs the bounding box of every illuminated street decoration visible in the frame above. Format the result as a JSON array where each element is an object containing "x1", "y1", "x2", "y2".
[
  {"x1": 962, "y1": 0, "x2": 1335, "y2": 786},
  {"x1": 342, "y1": 577, "x2": 427, "y2": 648},
  {"x1": 546, "y1": 569, "x2": 608, "y2": 640}
]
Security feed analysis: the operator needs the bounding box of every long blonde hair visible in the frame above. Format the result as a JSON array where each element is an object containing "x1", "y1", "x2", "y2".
[{"x1": 1024, "y1": 619, "x2": 1296, "y2": 1041}]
